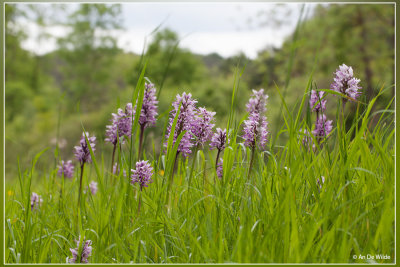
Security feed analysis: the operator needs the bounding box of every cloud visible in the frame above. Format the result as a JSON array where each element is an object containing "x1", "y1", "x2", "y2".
[{"x1": 16, "y1": 2, "x2": 316, "y2": 58}]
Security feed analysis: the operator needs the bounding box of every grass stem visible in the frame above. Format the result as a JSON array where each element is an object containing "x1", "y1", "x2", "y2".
[
  {"x1": 77, "y1": 163, "x2": 85, "y2": 210},
  {"x1": 138, "y1": 124, "x2": 145, "y2": 159},
  {"x1": 247, "y1": 147, "x2": 255, "y2": 182},
  {"x1": 110, "y1": 144, "x2": 116, "y2": 176}
]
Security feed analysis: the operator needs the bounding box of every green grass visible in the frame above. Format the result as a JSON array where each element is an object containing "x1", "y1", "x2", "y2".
[{"x1": 5, "y1": 76, "x2": 394, "y2": 263}]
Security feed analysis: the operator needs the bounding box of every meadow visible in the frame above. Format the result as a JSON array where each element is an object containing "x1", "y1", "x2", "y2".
[{"x1": 4, "y1": 61, "x2": 395, "y2": 264}]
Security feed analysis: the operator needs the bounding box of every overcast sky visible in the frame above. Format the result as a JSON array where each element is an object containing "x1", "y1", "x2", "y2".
[{"x1": 17, "y1": 2, "x2": 320, "y2": 59}]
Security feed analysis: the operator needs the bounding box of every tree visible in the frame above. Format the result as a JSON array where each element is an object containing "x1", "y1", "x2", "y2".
[
  {"x1": 246, "y1": 47, "x2": 280, "y2": 88},
  {"x1": 57, "y1": 4, "x2": 123, "y2": 111},
  {"x1": 129, "y1": 28, "x2": 205, "y2": 89},
  {"x1": 5, "y1": 4, "x2": 29, "y2": 84}
]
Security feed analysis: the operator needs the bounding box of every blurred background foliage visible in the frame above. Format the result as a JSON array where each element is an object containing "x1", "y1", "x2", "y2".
[{"x1": 5, "y1": 3, "x2": 394, "y2": 178}]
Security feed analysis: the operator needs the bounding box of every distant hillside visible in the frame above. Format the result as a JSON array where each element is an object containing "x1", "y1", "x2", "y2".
[{"x1": 5, "y1": 3, "x2": 394, "y2": 178}]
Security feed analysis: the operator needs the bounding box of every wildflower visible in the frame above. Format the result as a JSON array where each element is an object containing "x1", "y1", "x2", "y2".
[
  {"x1": 131, "y1": 160, "x2": 154, "y2": 190},
  {"x1": 330, "y1": 64, "x2": 362, "y2": 101},
  {"x1": 30, "y1": 192, "x2": 42, "y2": 210},
  {"x1": 68, "y1": 236, "x2": 92, "y2": 263},
  {"x1": 242, "y1": 112, "x2": 269, "y2": 150},
  {"x1": 312, "y1": 114, "x2": 333, "y2": 140},
  {"x1": 243, "y1": 89, "x2": 269, "y2": 180},
  {"x1": 210, "y1": 128, "x2": 229, "y2": 152},
  {"x1": 191, "y1": 107, "x2": 216, "y2": 147},
  {"x1": 138, "y1": 83, "x2": 158, "y2": 128},
  {"x1": 75, "y1": 132, "x2": 96, "y2": 207},
  {"x1": 309, "y1": 90, "x2": 327, "y2": 113},
  {"x1": 112, "y1": 163, "x2": 127, "y2": 177},
  {"x1": 317, "y1": 176, "x2": 325, "y2": 189},
  {"x1": 51, "y1": 137, "x2": 67, "y2": 149},
  {"x1": 246, "y1": 89, "x2": 269, "y2": 114},
  {"x1": 105, "y1": 103, "x2": 133, "y2": 145},
  {"x1": 104, "y1": 122, "x2": 118, "y2": 145},
  {"x1": 89, "y1": 181, "x2": 98, "y2": 195},
  {"x1": 74, "y1": 132, "x2": 96, "y2": 164},
  {"x1": 243, "y1": 89, "x2": 269, "y2": 150},
  {"x1": 300, "y1": 129, "x2": 312, "y2": 147},
  {"x1": 164, "y1": 92, "x2": 197, "y2": 157},
  {"x1": 117, "y1": 103, "x2": 134, "y2": 137},
  {"x1": 300, "y1": 129, "x2": 316, "y2": 151},
  {"x1": 106, "y1": 103, "x2": 133, "y2": 174},
  {"x1": 216, "y1": 158, "x2": 223, "y2": 179},
  {"x1": 134, "y1": 83, "x2": 159, "y2": 158},
  {"x1": 57, "y1": 160, "x2": 74, "y2": 179}
]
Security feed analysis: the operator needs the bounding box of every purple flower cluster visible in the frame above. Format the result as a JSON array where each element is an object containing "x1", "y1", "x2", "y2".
[
  {"x1": 301, "y1": 129, "x2": 312, "y2": 147},
  {"x1": 164, "y1": 92, "x2": 198, "y2": 157},
  {"x1": 131, "y1": 160, "x2": 153, "y2": 190},
  {"x1": 30, "y1": 192, "x2": 42, "y2": 211},
  {"x1": 105, "y1": 103, "x2": 133, "y2": 145},
  {"x1": 216, "y1": 159, "x2": 223, "y2": 179},
  {"x1": 210, "y1": 128, "x2": 229, "y2": 152},
  {"x1": 192, "y1": 107, "x2": 216, "y2": 147},
  {"x1": 210, "y1": 128, "x2": 229, "y2": 177},
  {"x1": 309, "y1": 90, "x2": 327, "y2": 113},
  {"x1": 106, "y1": 83, "x2": 158, "y2": 147},
  {"x1": 312, "y1": 114, "x2": 333, "y2": 140},
  {"x1": 308, "y1": 72, "x2": 339, "y2": 144},
  {"x1": 57, "y1": 160, "x2": 74, "y2": 179},
  {"x1": 243, "y1": 112, "x2": 269, "y2": 150},
  {"x1": 138, "y1": 83, "x2": 158, "y2": 128},
  {"x1": 243, "y1": 89, "x2": 269, "y2": 150},
  {"x1": 330, "y1": 64, "x2": 362, "y2": 101},
  {"x1": 113, "y1": 163, "x2": 127, "y2": 177},
  {"x1": 69, "y1": 236, "x2": 92, "y2": 264},
  {"x1": 89, "y1": 181, "x2": 98, "y2": 195},
  {"x1": 74, "y1": 132, "x2": 96, "y2": 164},
  {"x1": 317, "y1": 176, "x2": 325, "y2": 189},
  {"x1": 104, "y1": 123, "x2": 118, "y2": 145},
  {"x1": 246, "y1": 89, "x2": 268, "y2": 114},
  {"x1": 300, "y1": 129, "x2": 317, "y2": 151}
]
